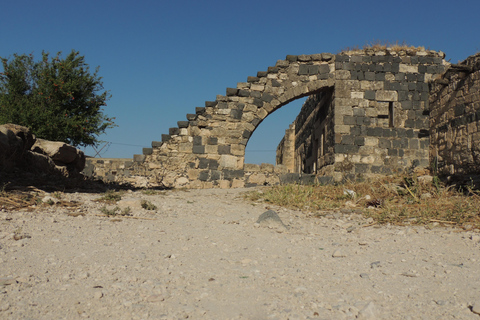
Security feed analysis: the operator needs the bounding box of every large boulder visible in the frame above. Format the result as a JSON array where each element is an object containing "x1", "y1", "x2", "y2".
[
  {"x1": 0, "y1": 124, "x2": 85, "y2": 176},
  {"x1": 0, "y1": 124, "x2": 36, "y2": 170},
  {"x1": 32, "y1": 139, "x2": 86, "y2": 172}
]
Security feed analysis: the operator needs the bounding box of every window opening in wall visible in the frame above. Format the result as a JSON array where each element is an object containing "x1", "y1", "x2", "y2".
[{"x1": 389, "y1": 101, "x2": 394, "y2": 127}]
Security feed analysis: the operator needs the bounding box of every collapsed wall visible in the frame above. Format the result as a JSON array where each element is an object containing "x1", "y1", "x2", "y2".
[{"x1": 430, "y1": 53, "x2": 480, "y2": 176}]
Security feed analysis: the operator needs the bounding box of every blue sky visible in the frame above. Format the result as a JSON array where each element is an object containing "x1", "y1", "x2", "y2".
[{"x1": 1, "y1": 0, "x2": 479, "y2": 164}]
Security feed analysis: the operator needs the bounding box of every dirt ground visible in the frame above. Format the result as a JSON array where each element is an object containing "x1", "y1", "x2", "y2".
[{"x1": 1, "y1": 187, "x2": 480, "y2": 319}]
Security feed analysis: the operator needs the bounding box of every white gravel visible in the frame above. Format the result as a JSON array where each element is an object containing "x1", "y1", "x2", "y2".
[{"x1": 1, "y1": 187, "x2": 479, "y2": 319}]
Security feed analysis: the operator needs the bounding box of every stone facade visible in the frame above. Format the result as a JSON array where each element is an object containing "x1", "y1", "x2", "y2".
[
  {"x1": 276, "y1": 49, "x2": 447, "y2": 181},
  {"x1": 84, "y1": 48, "x2": 453, "y2": 188},
  {"x1": 430, "y1": 53, "x2": 480, "y2": 176}
]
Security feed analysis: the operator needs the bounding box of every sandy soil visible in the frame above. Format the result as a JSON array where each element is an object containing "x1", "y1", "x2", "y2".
[{"x1": 1, "y1": 187, "x2": 480, "y2": 319}]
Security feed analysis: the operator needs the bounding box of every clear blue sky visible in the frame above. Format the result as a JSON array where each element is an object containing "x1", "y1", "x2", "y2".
[{"x1": 1, "y1": 0, "x2": 479, "y2": 164}]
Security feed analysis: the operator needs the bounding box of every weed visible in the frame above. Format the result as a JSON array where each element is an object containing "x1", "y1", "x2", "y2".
[
  {"x1": 119, "y1": 207, "x2": 132, "y2": 216},
  {"x1": 141, "y1": 189, "x2": 161, "y2": 196},
  {"x1": 100, "y1": 206, "x2": 120, "y2": 216},
  {"x1": 53, "y1": 192, "x2": 63, "y2": 199},
  {"x1": 141, "y1": 200, "x2": 157, "y2": 211},
  {"x1": 95, "y1": 190, "x2": 122, "y2": 203},
  {"x1": 246, "y1": 175, "x2": 480, "y2": 229},
  {"x1": 341, "y1": 40, "x2": 426, "y2": 55},
  {"x1": 0, "y1": 182, "x2": 10, "y2": 196}
]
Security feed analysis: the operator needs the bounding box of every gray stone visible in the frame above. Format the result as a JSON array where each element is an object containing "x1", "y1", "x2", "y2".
[{"x1": 255, "y1": 210, "x2": 288, "y2": 231}]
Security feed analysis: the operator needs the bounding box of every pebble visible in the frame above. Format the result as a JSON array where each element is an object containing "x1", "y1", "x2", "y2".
[
  {"x1": 0, "y1": 277, "x2": 16, "y2": 286},
  {"x1": 0, "y1": 302, "x2": 10, "y2": 312},
  {"x1": 472, "y1": 301, "x2": 480, "y2": 315},
  {"x1": 332, "y1": 250, "x2": 346, "y2": 258},
  {"x1": 471, "y1": 235, "x2": 480, "y2": 242},
  {"x1": 357, "y1": 302, "x2": 377, "y2": 319}
]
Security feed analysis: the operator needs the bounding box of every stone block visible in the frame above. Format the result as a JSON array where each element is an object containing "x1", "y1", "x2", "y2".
[
  {"x1": 193, "y1": 136, "x2": 203, "y2": 145},
  {"x1": 204, "y1": 144, "x2": 218, "y2": 153},
  {"x1": 364, "y1": 90, "x2": 376, "y2": 100},
  {"x1": 399, "y1": 64, "x2": 418, "y2": 73},
  {"x1": 260, "y1": 163, "x2": 274, "y2": 173},
  {"x1": 161, "y1": 134, "x2": 171, "y2": 142},
  {"x1": 152, "y1": 141, "x2": 163, "y2": 148},
  {"x1": 210, "y1": 170, "x2": 222, "y2": 180},
  {"x1": 230, "y1": 109, "x2": 243, "y2": 120},
  {"x1": 336, "y1": 70, "x2": 351, "y2": 80},
  {"x1": 231, "y1": 179, "x2": 245, "y2": 188},
  {"x1": 226, "y1": 88, "x2": 238, "y2": 96},
  {"x1": 218, "y1": 145, "x2": 231, "y2": 155},
  {"x1": 205, "y1": 101, "x2": 217, "y2": 107},
  {"x1": 192, "y1": 145, "x2": 205, "y2": 154},
  {"x1": 133, "y1": 154, "x2": 145, "y2": 163},
  {"x1": 219, "y1": 155, "x2": 239, "y2": 169},
  {"x1": 257, "y1": 71, "x2": 267, "y2": 78},
  {"x1": 231, "y1": 144, "x2": 245, "y2": 156},
  {"x1": 223, "y1": 169, "x2": 245, "y2": 179},
  {"x1": 198, "y1": 171, "x2": 209, "y2": 181},
  {"x1": 177, "y1": 121, "x2": 189, "y2": 128},
  {"x1": 248, "y1": 173, "x2": 267, "y2": 185},
  {"x1": 376, "y1": 90, "x2": 398, "y2": 101},
  {"x1": 365, "y1": 72, "x2": 375, "y2": 81},
  {"x1": 375, "y1": 73, "x2": 386, "y2": 81},
  {"x1": 335, "y1": 144, "x2": 359, "y2": 154},
  {"x1": 250, "y1": 84, "x2": 264, "y2": 91},
  {"x1": 142, "y1": 148, "x2": 153, "y2": 155},
  {"x1": 186, "y1": 114, "x2": 197, "y2": 121},
  {"x1": 218, "y1": 180, "x2": 231, "y2": 189},
  {"x1": 244, "y1": 163, "x2": 260, "y2": 172}
]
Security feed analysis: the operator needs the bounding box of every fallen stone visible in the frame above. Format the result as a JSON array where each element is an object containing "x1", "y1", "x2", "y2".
[
  {"x1": 472, "y1": 301, "x2": 480, "y2": 315},
  {"x1": 332, "y1": 250, "x2": 346, "y2": 258},
  {"x1": 357, "y1": 301, "x2": 377, "y2": 319},
  {"x1": 0, "y1": 277, "x2": 16, "y2": 286},
  {"x1": 255, "y1": 210, "x2": 288, "y2": 231}
]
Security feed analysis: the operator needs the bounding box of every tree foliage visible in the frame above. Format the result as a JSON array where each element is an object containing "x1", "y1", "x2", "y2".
[{"x1": 0, "y1": 50, "x2": 115, "y2": 147}]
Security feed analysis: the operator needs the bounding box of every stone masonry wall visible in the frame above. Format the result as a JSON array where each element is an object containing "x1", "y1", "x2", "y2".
[
  {"x1": 84, "y1": 157, "x2": 296, "y2": 188},
  {"x1": 293, "y1": 90, "x2": 335, "y2": 174},
  {"x1": 330, "y1": 49, "x2": 446, "y2": 181},
  {"x1": 276, "y1": 123, "x2": 295, "y2": 172},
  {"x1": 84, "y1": 48, "x2": 448, "y2": 188},
  {"x1": 430, "y1": 53, "x2": 480, "y2": 176},
  {"x1": 274, "y1": 48, "x2": 447, "y2": 182}
]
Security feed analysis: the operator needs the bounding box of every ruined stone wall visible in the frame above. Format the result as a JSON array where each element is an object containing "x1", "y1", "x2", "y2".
[
  {"x1": 276, "y1": 123, "x2": 295, "y2": 172},
  {"x1": 430, "y1": 53, "x2": 480, "y2": 176},
  {"x1": 130, "y1": 53, "x2": 338, "y2": 188},
  {"x1": 274, "y1": 49, "x2": 447, "y2": 182},
  {"x1": 84, "y1": 157, "x2": 291, "y2": 188},
  {"x1": 331, "y1": 50, "x2": 446, "y2": 181},
  {"x1": 85, "y1": 48, "x2": 448, "y2": 188},
  {"x1": 292, "y1": 90, "x2": 335, "y2": 174}
]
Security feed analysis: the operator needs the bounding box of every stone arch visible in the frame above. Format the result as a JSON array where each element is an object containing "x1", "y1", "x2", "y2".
[{"x1": 130, "y1": 50, "x2": 447, "y2": 188}]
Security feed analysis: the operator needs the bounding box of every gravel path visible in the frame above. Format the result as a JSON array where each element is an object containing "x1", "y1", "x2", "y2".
[{"x1": 1, "y1": 187, "x2": 480, "y2": 319}]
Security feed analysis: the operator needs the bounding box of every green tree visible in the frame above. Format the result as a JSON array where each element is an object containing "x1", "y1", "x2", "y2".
[{"x1": 0, "y1": 50, "x2": 115, "y2": 147}]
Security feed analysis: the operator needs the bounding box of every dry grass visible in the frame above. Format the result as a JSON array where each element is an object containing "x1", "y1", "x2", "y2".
[
  {"x1": 246, "y1": 175, "x2": 480, "y2": 230},
  {"x1": 341, "y1": 40, "x2": 426, "y2": 55}
]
